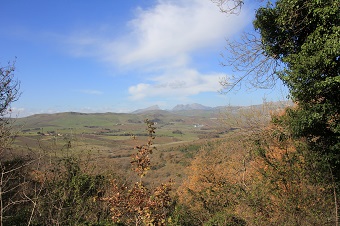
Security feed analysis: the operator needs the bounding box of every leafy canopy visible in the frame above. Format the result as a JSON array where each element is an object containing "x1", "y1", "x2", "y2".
[{"x1": 254, "y1": 0, "x2": 340, "y2": 175}]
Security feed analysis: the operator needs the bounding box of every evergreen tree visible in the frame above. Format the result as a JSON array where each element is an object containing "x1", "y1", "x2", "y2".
[{"x1": 254, "y1": 0, "x2": 340, "y2": 177}]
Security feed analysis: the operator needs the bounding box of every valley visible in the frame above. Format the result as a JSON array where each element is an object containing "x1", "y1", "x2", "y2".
[{"x1": 12, "y1": 105, "x2": 238, "y2": 186}]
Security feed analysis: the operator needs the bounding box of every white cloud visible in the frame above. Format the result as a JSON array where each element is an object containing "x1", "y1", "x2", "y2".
[
  {"x1": 65, "y1": 0, "x2": 252, "y2": 101},
  {"x1": 68, "y1": 0, "x2": 251, "y2": 69},
  {"x1": 128, "y1": 83, "x2": 151, "y2": 99},
  {"x1": 128, "y1": 68, "x2": 224, "y2": 100},
  {"x1": 111, "y1": 0, "x2": 250, "y2": 68},
  {"x1": 9, "y1": 107, "x2": 60, "y2": 118}
]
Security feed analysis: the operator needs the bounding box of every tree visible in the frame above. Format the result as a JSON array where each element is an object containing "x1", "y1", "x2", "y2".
[
  {"x1": 176, "y1": 137, "x2": 248, "y2": 225},
  {"x1": 32, "y1": 156, "x2": 110, "y2": 225},
  {"x1": 0, "y1": 61, "x2": 20, "y2": 157},
  {"x1": 0, "y1": 61, "x2": 20, "y2": 118},
  {"x1": 248, "y1": 112, "x2": 336, "y2": 225},
  {"x1": 216, "y1": 1, "x2": 340, "y2": 223},
  {"x1": 221, "y1": 0, "x2": 340, "y2": 177},
  {"x1": 0, "y1": 61, "x2": 29, "y2": 226},
  {"x1": 253, "y1": 0, "x2": 340, "y2": 178}
]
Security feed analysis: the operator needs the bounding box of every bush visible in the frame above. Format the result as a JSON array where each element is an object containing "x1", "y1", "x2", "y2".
[
  {"x1": 33, "y1": 156, "x2": 111, "y2": 225},
  {"x1": 172, "y1": 130, "x2": 183, "y2": 134}
]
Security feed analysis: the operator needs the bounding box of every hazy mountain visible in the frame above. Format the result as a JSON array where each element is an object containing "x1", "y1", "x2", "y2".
[
  {"x1": 16, "y1": 101, "x2": 292, "y2": 120},
  {"x1": 132, "y1": 105, "x2": 161, "y2": 114},
  {"x1": 172, "y1": 103, "x2": 212, "y2": 111}
]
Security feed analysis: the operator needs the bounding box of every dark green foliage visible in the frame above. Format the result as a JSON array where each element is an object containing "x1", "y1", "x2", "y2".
[
  {"x1": 254, "y1": 0, "x2": 340, "y2": 178},
  {"x1": 33, "y1": 157, "x2": 111, "y2": 225},
  {"x1": 172, "y1": 130, "x2": 183, "y2": 134},
  {"x1": 239, "y1": 114, "x2": 334, "y2": 225}
]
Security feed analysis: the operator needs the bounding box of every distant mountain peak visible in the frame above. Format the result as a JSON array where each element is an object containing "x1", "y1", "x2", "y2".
[
  {"x1": 172, "y1": 103, "x2": 211, "y2": 111},
  {"x1": 133, "y1": 105, "x2": 161, "y2": 113}
]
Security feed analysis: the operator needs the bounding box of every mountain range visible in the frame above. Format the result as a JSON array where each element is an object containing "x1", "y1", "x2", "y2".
[
  {"x1": 133, "y1": 103, "x2": 216, "y2": 113},
  {"x1": 131, "y1": 101, "x2": 293, "y2": 115}
]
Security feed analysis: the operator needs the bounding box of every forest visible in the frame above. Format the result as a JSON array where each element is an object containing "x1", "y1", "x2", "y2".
[{"x1": 1, "y1": 0, "x2": 339, "y2": 225}]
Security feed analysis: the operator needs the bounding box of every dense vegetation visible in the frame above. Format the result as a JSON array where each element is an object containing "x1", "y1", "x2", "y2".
[
  {"x1": 1, "y1": 0, "x2": 339, "y2": 225},
  {"x1": 254, "y1": 0, "x2": 340, "y2": 181}
]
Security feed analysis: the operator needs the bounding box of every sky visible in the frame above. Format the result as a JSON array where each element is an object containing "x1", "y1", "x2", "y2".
[{"x1": 0, "y1": 0, "x2": 288, "y2": 117}]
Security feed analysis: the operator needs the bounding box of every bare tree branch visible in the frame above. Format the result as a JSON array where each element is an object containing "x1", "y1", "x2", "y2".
[
  {"x1": 211, "y1": 0, "x2": 244, "y2": 15},
  {"x1": 219, "y1": 32, "x2": 283, "y2": 94}
]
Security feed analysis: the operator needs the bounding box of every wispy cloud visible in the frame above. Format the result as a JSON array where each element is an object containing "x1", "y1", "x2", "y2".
[
  {"x1": 128, "y1": 68, "x2": 224, "y2": 100},
  {"x1": 69, "y1": 0, "x2": 250, "y2": 67},
  {"x1": 66, "y1": 0, "x2": 251, "y2": 100}
]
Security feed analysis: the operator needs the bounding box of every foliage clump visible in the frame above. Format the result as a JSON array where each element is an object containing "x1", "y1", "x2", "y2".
[
  {"x1": 254, "y1": 0, "x2": 340, "y2": 178},
  {"x1": 32, "y1": 156, "x2": 110, "y2": 225},
  {"x1": 175, "y1": 108, "x2": 335, "y2": 225}
]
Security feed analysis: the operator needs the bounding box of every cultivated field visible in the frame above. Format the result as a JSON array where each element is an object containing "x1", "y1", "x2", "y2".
[{"x1": 12, "y1": 108, "x2": 237, "y2": 185}]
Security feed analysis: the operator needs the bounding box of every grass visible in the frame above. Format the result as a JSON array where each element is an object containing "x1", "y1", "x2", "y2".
[{"x1": 11, "y1": 109, "x2": 249, "y2": 186}]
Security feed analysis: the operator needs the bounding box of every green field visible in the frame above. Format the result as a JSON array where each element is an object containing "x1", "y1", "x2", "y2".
[
  {"x1": 11, "y1": 102, "x2": 289, "y2": 185},
  {"x1": 12, "y1": 109, "x2": 237, "y2": 185}
]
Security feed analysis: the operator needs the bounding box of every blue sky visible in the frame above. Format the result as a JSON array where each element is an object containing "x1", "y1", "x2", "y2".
[{"x1": 0, "y1": 0, "x2": 288, "y2": 117}]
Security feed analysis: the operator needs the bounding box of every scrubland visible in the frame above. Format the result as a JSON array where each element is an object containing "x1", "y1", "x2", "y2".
[{"x1": 1, "y1": 102, "x2": 336, "y2": 225}]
